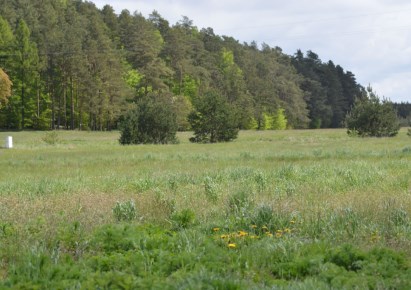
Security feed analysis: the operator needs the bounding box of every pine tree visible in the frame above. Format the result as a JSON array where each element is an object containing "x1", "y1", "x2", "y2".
[
  {"x1": 12, "y1": 19, "x2": 39, "y2": 129},
  {"x1": 346, "y1": 87, "x2": 400, "y2": 137},
  {"x1": 188, "y1": 91, "x2": 239, "y2": 143}
]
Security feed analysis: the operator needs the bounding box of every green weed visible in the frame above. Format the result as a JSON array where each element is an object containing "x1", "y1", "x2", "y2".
[{"x1": 112, "y1": 200, "x2": 137, "y2": 222}]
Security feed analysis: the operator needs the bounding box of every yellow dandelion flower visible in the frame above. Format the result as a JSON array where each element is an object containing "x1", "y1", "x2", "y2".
[
  {"x1": 228, "y1": 243, "x2": 237, "y2": 248},
  {"x1": 266, "y1": 232, "x2": 273, "y2": 237},
  {"x1": 276, "y1": 229, "x2": 283, "y2": 234},
  {"x1": 251, "y1": 225, "x2": 257, "y2": 229},
  {"x1": 221, "y1": 234, "x2": 229, "y2": 239},
  {"x1": 290, "y1": 220, "x2": 296, "y2": 224},
  {"x1": 213, "y1": 227, "x2": 220, "y2": 232},
  {"x1": 238, "y1": 231, "x2": 248, "y2": 237},
  {"x1": 250, "y1": 235, "x2": 259, "y2": 239},
  {"x1": 284, "y1": 228, "x2": 291, "y2": 233},
  {"x1": 276, "y1": 232, "x2": 282, "y2": 238},
  {"x1": 262, "y1": 225, "x2": 269, "y2": 231}
]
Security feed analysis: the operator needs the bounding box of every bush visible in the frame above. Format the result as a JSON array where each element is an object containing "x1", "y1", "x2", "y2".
[
  {"x1": 119, "y1": 93, "x2": 178, "y2": 145},
  {"x1": 188, "y1": 91, "x2": 239, "y2": 143},
  {"x1": 171, "y1": 209, "x2": 196, "y2": 229},
  {"x1": 345, "y1": 87, "x2": 400, "y2": 137}
]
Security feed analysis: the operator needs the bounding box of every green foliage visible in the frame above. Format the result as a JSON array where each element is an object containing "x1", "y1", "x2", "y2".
[
  {"x1": 171, "y1": 95, "x2": 193, "y2": 131},
  {"x1": 0, "y1": 3, "x2": 371, "y2": 131},
  {"x1": 326, "y1": 244, "x2": 365, "y2": 271},
  {"x1": 272, "y1": 108, "x2": 288, "y2": 130},
  {"x1": 346, "y1": 88, "x2": 400, "y2": 137},
  {"x1": 247, "y1": 117, "x2": 259, "y2": 130},
  {"x1": 262, "y1": 112, "x2": 274, "y2": 130},
  {"x1": 4, "y1": 220, "x2": 411, "y2": 289},
  {"x1": 124, "y1": 69, "x2": 143, "y2": 89},
  {"x1": 407, "y1": 128, "x2": 411, "y2": 137},
  {"x1": 172, "y1": 75, "x2": 199, "y2": 101},
  {"x1": 293, "y1": 50, "x2": 361, "y2": 129},
  {"x1": 112, "y1": 200, "x2": 137, "y2": 222},
  {"x1": 188, "y1": 91, "x2": 239, "y2": 143},
  {"x1": 171, "y1": 208, "x2": 196, "y2": 229},
  {"x1": 119, "y1": 93, "x2": 178, "y2": 144},
  {"x1": 258, "y1": 109, "x2": 288, "y2": 130}
]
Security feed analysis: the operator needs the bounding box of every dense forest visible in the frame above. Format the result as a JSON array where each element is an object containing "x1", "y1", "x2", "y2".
[{"x1": 0, "y1": 0, "x2": 408, "y2": 131}]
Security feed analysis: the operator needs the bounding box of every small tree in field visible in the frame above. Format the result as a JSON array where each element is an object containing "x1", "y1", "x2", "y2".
[
  {"x1": 345, "y1": 87, "x2": 400, "y2": 137},
  {"x1": 188, "y1": 91, "x2": 239, "y2": 143},
  {"x1": 119, "y1": 93, "x2": 178, "y2": 145}
]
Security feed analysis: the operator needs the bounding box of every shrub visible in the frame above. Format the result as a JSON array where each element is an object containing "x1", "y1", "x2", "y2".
[
  {"x1": 119, "y1": 93, "x2": 178, "y2": 145},
  {"x1": 188, "y1": 91, "x2": 239, "y2": 143},
  {"x1": 345, "y1": 87, "x2": 400, "y2": 137},
  {"x1": 171, "y1": 209, "x2": 196, "y2": 229}
]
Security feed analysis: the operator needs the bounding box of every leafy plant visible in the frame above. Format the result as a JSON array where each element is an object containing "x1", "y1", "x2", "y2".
[
  {"x1": 112, "y1": 200, "x2": 137, "y2": 222},
  {"x1": 171, "y1": 209, "x2": 196, "y2": 229}
]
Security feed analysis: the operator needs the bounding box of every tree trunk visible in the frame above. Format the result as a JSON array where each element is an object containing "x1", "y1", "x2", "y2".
[{"x1": 70, "y1": 76, "x2": 74, "y2": 130}]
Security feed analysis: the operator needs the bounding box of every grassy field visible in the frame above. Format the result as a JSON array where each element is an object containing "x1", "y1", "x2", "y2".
[{"x1": 1, "y1": 129, "x2": 411, "y2": 289}]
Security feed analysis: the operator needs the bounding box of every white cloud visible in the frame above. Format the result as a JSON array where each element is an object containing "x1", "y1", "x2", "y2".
[{"x1": 92, "y1": 0, "x2": 411, "y2": 102}]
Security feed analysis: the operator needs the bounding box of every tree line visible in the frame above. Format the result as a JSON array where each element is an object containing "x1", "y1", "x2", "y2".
[{"x1": 0, "y1": 0, "x2": 403, "y2": 132}]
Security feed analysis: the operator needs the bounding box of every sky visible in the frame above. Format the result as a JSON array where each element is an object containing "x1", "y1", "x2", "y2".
[{"x1": 91, "y1": 0, "x2": 411, "y2": 103}]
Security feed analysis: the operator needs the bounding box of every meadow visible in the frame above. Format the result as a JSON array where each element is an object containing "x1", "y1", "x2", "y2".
[{"x1": 0, "y1": 129, "x2": 411, "y2": 289}]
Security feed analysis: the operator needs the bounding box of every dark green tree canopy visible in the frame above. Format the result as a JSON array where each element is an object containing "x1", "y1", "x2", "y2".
[
  {"x1": 0, "y1": 0, "x2": 375, "y2": 132},
  {"x1": 345, "y1": 87, "x2": 400, "y2": 137},
  {"x1": 119, "y1": 93, "x2": 178, "y2": 144},
  {"x1": 188, "y1": 91, "x2": 239, "y2": 143}
]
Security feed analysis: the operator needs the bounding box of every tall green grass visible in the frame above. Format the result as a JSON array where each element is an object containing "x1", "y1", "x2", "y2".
[{"x1": 1, "y1": 129, "x2": 410, "y2": 287}]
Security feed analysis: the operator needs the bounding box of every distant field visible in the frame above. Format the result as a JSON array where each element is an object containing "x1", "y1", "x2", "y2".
[{"x1": 1, "y1": 129, "x2": 411, "y2": 289}]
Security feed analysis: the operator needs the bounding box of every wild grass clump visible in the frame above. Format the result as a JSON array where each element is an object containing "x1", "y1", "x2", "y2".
[
  {"x1": 204, "y1": 176, "x2": 219, "y2": 203},
  {"x1": 41, "y1": 131, "x2": 59, "y2": 145},
  {"x1": 112, "y1": 200, "x2": 137, "y2": 222}
]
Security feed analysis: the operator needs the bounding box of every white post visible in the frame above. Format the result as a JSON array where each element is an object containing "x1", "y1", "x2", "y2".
[{"x1": 5, "y1": 136, "x2": 13, "y2": 149}]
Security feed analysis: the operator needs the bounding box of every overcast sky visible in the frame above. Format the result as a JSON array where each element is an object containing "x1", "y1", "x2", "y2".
[{"x1": 92, "y1": 0, "x2": 411, "y2": 103}]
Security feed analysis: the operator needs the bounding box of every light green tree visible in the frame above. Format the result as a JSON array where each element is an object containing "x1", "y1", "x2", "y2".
[{"x1": 272, "y1": 108, "x2": 287, "y2": 130}]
